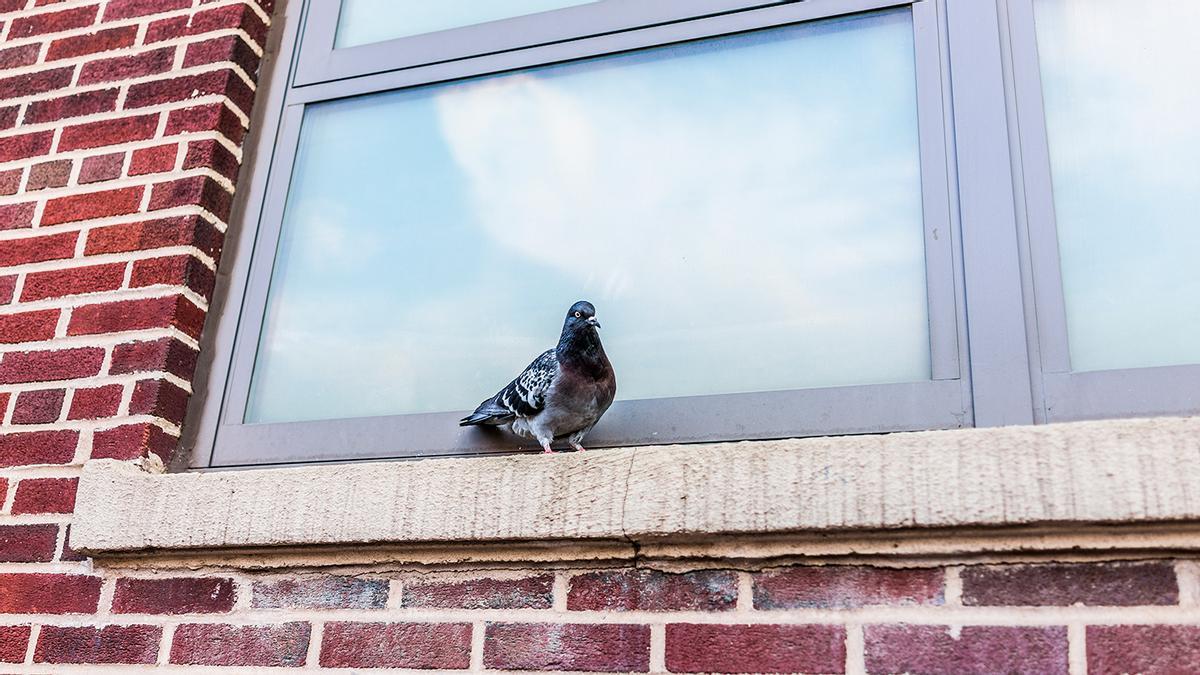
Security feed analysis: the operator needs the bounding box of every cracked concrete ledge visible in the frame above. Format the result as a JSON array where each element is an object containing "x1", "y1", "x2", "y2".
[{"x1": 72, "y1": 416, "x2": 1200, "y2": 558}]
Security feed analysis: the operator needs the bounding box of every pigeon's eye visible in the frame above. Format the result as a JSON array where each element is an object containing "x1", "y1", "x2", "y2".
[{"x1": 574, "y1": 311, "x2": 582, "y2": 318}]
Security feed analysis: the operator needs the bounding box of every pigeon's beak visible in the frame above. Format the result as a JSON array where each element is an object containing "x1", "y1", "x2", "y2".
[{"x1": 586, "y1": 317, "x2": 601, "y2": 329}]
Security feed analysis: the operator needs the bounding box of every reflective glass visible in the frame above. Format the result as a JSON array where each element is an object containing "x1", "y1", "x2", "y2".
[
  {"x1": 1033, "y1": 0, "x2": 1200, "y2": 371},
  {"x1": 335, "y1": 0, "x2": 598, "y2": 48},
  {"x1": 247, "y1": 9, "x2": 929, "y2": 424}
]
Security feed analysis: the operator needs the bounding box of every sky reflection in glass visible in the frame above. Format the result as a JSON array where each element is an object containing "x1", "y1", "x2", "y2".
[
  {"x1": 336, "y1": 0, "x2": 597, "y2": 48},
  {"x1": 1034, "y1": 0, "x2": 1200, "y2": 371},
  {"x1": 246, "y1": 9, "x2": 929, "y2": 424}
]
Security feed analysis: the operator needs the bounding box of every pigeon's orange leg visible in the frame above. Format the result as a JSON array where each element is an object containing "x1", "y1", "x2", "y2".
[
  {"x1": 540, "y1": 440, "x2": 554, "y2": 454},
  {"x1": 570, "y1": 442, "x2": 587, "y2": 452}
]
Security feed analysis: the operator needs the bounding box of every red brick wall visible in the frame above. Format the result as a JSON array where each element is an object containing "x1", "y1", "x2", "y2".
[{"x1": 1, "y1": 1, "x2": 1199, "y2": 672}]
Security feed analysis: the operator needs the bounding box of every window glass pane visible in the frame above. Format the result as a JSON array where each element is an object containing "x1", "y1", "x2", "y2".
[
  {"x1": 335, "y1": 0, "x2": 598, "y2": 48},
  {"x1": 247, "y1": 9, "x2": 929, "y2": 424},
  {"x1": 1033, "y1": 0, "x2": 1200, "y2": 371}
]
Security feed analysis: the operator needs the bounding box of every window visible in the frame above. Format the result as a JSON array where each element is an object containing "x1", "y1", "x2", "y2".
[{"x1": 191, "y1": 0, "x2": 1199, "y2": 467}]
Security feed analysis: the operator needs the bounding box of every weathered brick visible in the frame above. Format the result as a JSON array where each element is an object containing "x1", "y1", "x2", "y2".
[
  {"x1": 0, "y1": 66, "x2": 73, "y2": 100},
  {"x1": 68, "y1": 384, "x2": 123, "y2": 420},
  {"x1": 147, "y1": 4, "x2": 268, "y2": 47},
  {"x1": 86, "y1": 215, "x2": 222, "y2": 258},
  {"x1": 110, "y1": 337, "x2": 198, "y2": 379},
  {"x1": 253, "y1": 576, "x2": 389, "y2": 610},
  {"x1": 11, "y1": 388, "x2": 65, "y2": 424},
  {"x1": 666, "y1": 623, "x2": 844, "y2": 674},
  {"x1": 0, "y1": 231, "x2": 76, "y2": 266},
  {"x1": 78, "y1": 46, "x2": 174, "y2": 86},
  {"x1": 183, "y1": 138, "x2": 240, "y2": 183},
  {"x1": 0, "y1": 309, "x2": 58, "y2": 344},
  {"x1": 59, "y1": 114, "x2": 159, "y2": 152},
  {"x1": 404, "y1": 575, "x2": 552, "y2": 610},
  {"x1": 961, "y1": 562, "x2": 1178, "y2": 607},
  {"x1": 42, "y1": 186, "x2": 143, "y2": 226},
  {"x1": 0, "y1": 105, "x2": 19, "y2": 131},
  {"x1": 0, "y1": 430, "x2": 78, "y2": 467},
  {"x1": 165, "y1": 102, "x2": 246, "y2": 145},
  {"x1": 128, "y1": 378, "x2": 188, "y2": 425},
  {"x1": 21, "y1": 263, "x2": 126, "y2": 302},
  {"x1": 0, "y1": 130, "x2": 53, "y2": 163},
  {"x1": 0, "y1": 348, "x2": 104, "y2": 384},
  {"x1": 0, "y1": 524, "x2": 59, "y2": 562},
  {"x1": 0, "y1": 201, "x2": 36, "y2": 230},
  {"x1": 26, "y1": 159, "x2": 72, "y2": 191},
  {"x1": 865, "y1": 625, "x2": 1068, "y2": 675},
  {"x1": 569, "y1": 569, "x2": 736, "y2": 612},
  {"x1": 12, "y1": 477, "x2": 77, "y2": 514},
  {"x1": 78, "y1": 152, "x2": 125, "y2": 184},
  {"x1": 170, "y1": 623, "x2": 310, "y2": 667},
  {"x1": 0, "y1": 168, "x2": 21, "y2": 196},
  {"x1": 149, "y1": 175, "x2": 233, "y2": 220},
  {"x1": 103, "y1": 0, "x2": 190, "y2": 21},
  {"x1": 0, "y1": 477, "x2": 6, "y2": 508},
  {"x1": 754, "y1": 565, "x2": 944, "y2": 610},
  {"x1": 184, "y1": 34, "x2": 260, "y2": 75},
  {"x1": 34, "y1": 625, "x2": 161, "y2": 665},
  {"x1": 92, "y1": 422, "x2": 176, "y2": 461},
  {"x1": 0, "y1": 625, "x2": 30, "y2": 663},
  {"x1": 60, "y1": 524, "x2": 88, "y2": 562},
  {"x1": 27, "y1": 88, "x2": 120, "y2": 127},
  {"x1": 126, "y1": 68, "x2": 254, "y2": 114},
  {"x1": 130, "y1": 254, "x2": 216, "y2": 299},
  {"x1": 113, "y1": 577, "x2": 235, "y2": 614},
  {"x1": 485, "y1": 623, "x2": 650, "y2": 673},
  {"x1": 0, "y1": 275, "x2": 15, "y2": 303},
  {"x1": 1088, "y1": 625, "x2": 1200, "y2": 673},
  {"x1": 322, "y1": 622, "x2": 472, "y2": 669},
  {"x1": 9, "y1": 5, "x2": 98, "y2": 38},
  {"x1": 46, "y1": 25, "x2": 138, "y2": 61},
  {"x1": 0, "y1": 574, "x2": 101, "y2": 613},
  {"x1": 69, "y1": 294, "x2": 205, "y2": 339},
  {"x1": 0, "y1": 42, "x2": 39, "y2": 69},
  {"x1": 129, "y1": 144, "x2": 178, "y2": 175}
]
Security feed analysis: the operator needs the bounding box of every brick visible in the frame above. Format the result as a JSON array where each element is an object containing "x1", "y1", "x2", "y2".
[
  {"x1": 0, "y1": 130, "x2": 53, "y2": 163},
  {"x1": 103, "y1": 0, "x2": 190, "y2": 21},
  {"x1": 665, "y1": 623, "x2": 844, "y2": 674},
  {"x1": 0, "y1": 43, "x2": 40, "y2": 69},
  {"x1": 12, "y1": 477, "x2": 77, "y2": 514},
  {"x1": 130, "y1": 254, "x2": 216, "y2": 299},
  {"x1": 68, "y1": 384, "x2": 123, "y2": 419},
  {"x1": 0, "y1": 347, "x2": 104, "y2": 384},
  {"x1": 0, "y1": 168, "x2": 21, "y2": 195},
  {"x1": 0, "y1": 105, "x2": 19, "y2": 131},
  {"x1": 0, "y1": 230, "x2": 77, "y2": 266},
  {"x1": 865, "y1": 625, "x2": 1068, "y2": 675},
  {"x1": 43, "y1": 186, "x2": 143, "y2": 225},
  {"x1": 0, "y1": 430, "x2": 78, "y2": 467},
  {"x1": 86, "y1": 215, "x2": 223, "y2": 258},
  {"x1": 92, "y1": 422, "x2": 176, "y2": 461},
  {"x1": 59, "y1": 114, "x2": 159, "y2": 152},
  {"x1": 0, "y1": 275, "x2": 15, "y2": 303},
  {"x1": 253, "y1": 576, "x2": 389, "y2": 610},
  {"x1": 0, "y1": 524, "x2": 59, "y2": 562},
  {"x1": 0, "y1": 625, "x2": 30, "y2": 663},
  {"x1": 21, "y1": 263, "x2": 126, "y2": 302},
  {"x1": 147, "y1": 4, "x2": 268, "y2": 47},
  {"x1": 170, "y1": 623, "x2": 310, "y2": 667},
  {"x1": 78, "y1": 46, "x2": 174, "y2": 86},
  {"x1": 60, "y1": 524, "x2": 87, "y2": 562},
  {"x1": 184, "y1": 138, "x2": 240, "y2": 183},
  {"x1": 0, "y1": 574, "x2": 101, "y2": 613},
  {"x1": 485, "y1": 623, "x2": 649, "y2": 672},
  {"x1": 0, "y1": 310, "x2": 59, "y2": 344},
  {"x1": 26, "y1": 159, "x2": 72, "y2": 191},
  {"x1": 571, "y1": 569, "x2": 734, "y2": 612},
  {"x1": 961, "y1": 562, "x2": 1178, "y2": 607},
  {"x1": 754, "y1": 565, "x2": 944, "y2": 610},
  {"x1": 149, "y1": 175, "x2": 233, "y2": 220},
  {"x1": 404, "y1": 575, "x2": 552, "y2": 610},
  {"x1": 1088, "y1": 625, "x2": 1200, "y2": 673},
  {"x1": 126, "y1": 69, "x2": 255, "y2": 115},
  {"x1": 166, "y1": 102, "x2": 246, "y2": 145},
  {"x1": 110, "y1": 337, "x2": 198, "y2": 379},
  {"x1": 0, "y1": 201, "x2": 36, "y2": 230},
  {"x1": 320, "y1": 622, "x2": 471, "y2": 669},
  {"x1": 46, "y1": 25, "x2": 138, "y2": 61},
  {"x1": 184, "y1": 34, "x2": 260, "y2": 75},
  {"x1": 78, "y1": 152, "x2": 125, "y2": 184},
  {"x1": 0, "y1": 477, "x2": 6, "y2": 507},
  {"x1": 0, "y1": 66, "x2": 73, "y2": 100},
  {"x1": 10, "y1": 5, "x2": 98, "y2": 39},
  {"x1": 34, "y1": 625, "x2": 161, "y2": 665},
  {"x1": 11, "y1": 388, "x2": 65, "y2": 424},
  {"x1": 69, "y1": 294, "x2": 205, "y2": 339},
  {"x1": 113, "y1": 577, "x2": 235, "y2": 614},
  {"x1": 129, "y1": 144, "x2": 177, "y2": 175}
]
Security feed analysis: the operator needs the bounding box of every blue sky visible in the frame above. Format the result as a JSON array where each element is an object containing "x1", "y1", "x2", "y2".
[{"x1": 246, "y1": 9, "x2": 929, "y2": 423}]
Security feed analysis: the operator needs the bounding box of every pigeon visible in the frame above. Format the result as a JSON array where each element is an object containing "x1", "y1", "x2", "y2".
[{"x1": 460, "y1": 301, "x2": 616, "y2": 453}]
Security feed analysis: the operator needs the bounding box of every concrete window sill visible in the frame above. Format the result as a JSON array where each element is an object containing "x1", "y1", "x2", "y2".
[{"x1": 71, "y1": 417, "x2": 1200, "y2": 563}]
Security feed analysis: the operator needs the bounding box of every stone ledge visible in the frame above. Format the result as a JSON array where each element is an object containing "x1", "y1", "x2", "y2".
[{"x1": 72, "y1": 417, "x2": 1200, "y2": 555}]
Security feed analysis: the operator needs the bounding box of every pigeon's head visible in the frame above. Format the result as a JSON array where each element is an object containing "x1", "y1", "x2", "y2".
[{"x1": 564, "y1": 300, "x2": 600, "y2": 331}]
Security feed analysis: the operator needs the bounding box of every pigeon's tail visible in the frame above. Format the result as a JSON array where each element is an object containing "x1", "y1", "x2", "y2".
[{"x1": 459, "y1": 397, "x2": 515, "y2": 427}]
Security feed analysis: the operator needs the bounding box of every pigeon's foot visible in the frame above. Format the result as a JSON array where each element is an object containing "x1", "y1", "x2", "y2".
[
  {"x1": 540, "y1": 440, "x2": 554, "y2": 454},
  {"x1": 570, "y1": 442, "x2": 587, "y2": 452}
]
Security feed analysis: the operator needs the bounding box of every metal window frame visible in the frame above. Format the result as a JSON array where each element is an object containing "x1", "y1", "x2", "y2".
[
  {"x1": 186, "y1": 0, "x2": 1029, "y2": 468},
  {"x1": 1000, "y1": 0, "x2": 1200, "y2": 423}
]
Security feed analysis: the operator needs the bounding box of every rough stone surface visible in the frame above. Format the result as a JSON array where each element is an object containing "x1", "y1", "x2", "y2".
[{"x1": 72, "y1": 417, "x2": 1200, "y2": 553}]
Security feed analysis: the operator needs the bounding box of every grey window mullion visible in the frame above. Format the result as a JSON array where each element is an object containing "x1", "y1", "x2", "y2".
[{"x1": 945, "y1": 0, "x2": 1035, "y2": 427}]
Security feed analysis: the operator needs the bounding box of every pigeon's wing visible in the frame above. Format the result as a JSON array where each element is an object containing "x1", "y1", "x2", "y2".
[{"x1": 459, "y1": 349, "x2": 558, "y2": 425}]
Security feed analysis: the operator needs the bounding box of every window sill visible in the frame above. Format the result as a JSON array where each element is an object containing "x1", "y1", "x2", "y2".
[{"x1": 72, "y1": 416, "x2": 1200, "y2": 564}]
